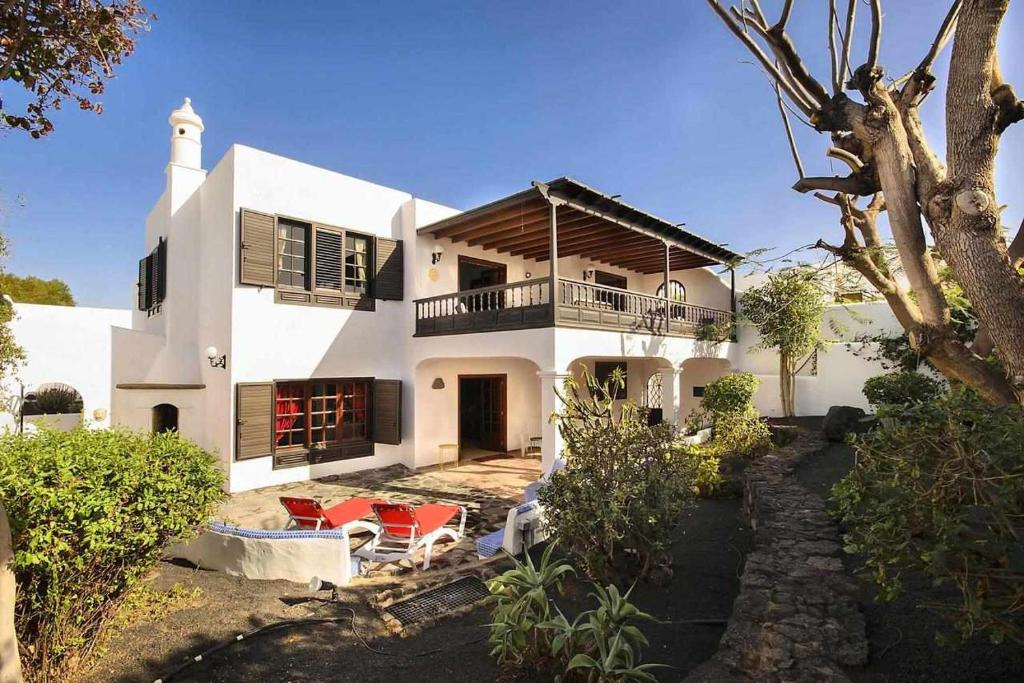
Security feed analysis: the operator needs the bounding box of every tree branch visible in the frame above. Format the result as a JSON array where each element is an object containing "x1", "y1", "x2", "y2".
[
  {"x1": 866, "y1": 0, "x2": 882, "y2": 72},
  {"x1": 775, "y1": 78, "x2": 805, "y2": 178},
  {"x1": 827, "y1": 146, "x2": 865, "y2": 172},
  {"x1": 839, "y1": 0, "x2": 857, "y2": 87},
  {"x1": 706, "y1": 0, "x2": 816, "y2": 116},
  {"x1": 775, "y1": 0, "x2": 794, "y2": 30},
  {"x1": 828, "y1": 0, "x2": 842, "y2": 94},
  {"x1": 793, "y1": 173, "x2": 875, "y2": 196}
]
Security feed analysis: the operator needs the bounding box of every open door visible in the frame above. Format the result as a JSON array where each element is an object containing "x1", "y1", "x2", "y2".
[
  {"x1": 458, "y1": 374, "x2": 507, "y2": 456},
  {"x1": 459, "y1": 256, "x2": 507, "y2": 311}
]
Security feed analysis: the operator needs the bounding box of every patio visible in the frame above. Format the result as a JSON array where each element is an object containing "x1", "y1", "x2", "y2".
[{"x1": 216, "y1": 454, "x2": 542, "y2": 573}]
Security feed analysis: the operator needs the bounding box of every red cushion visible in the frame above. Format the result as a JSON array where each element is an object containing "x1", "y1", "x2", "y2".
[
  {"x1": 413, "y1": 504, "x2": 460, "y2": 535},
  {"x1": 322, "y1": 497, "x2": 387, "y2": 528}
]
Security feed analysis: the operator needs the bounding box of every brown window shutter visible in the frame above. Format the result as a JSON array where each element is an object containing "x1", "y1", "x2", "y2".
[
  {"x1": 373, "y1": 237, "x2": 403, "y2": 301},
  {"x1": 239, "y1": 209, "x2": 276, "y2": 287},
  {"x1": 372, "y1": 379, "x2": 402, "y2": 445},
  {"x1": 236, "y1": 383, "x2": 274, "y2": 460},
  {"x1": 155, "y1": 237, "x2": 168, "y2": 303},
  {"x1": 137, "y1": 256, "x2": 149, "y2": 311}
]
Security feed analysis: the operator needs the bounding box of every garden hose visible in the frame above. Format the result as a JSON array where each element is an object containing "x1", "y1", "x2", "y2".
[{"x1": 153, "y1": 606, "x2": 488, "y2": 683}]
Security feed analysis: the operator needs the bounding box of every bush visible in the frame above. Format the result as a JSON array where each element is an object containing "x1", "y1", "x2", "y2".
[
  {"x1": 701, "y1": 372, "x2": 760, "y2": 417},
  {"x1": 539, "y1": 370, "x2": 700, "y2": 582},
  {"x1": 698, "y1": 373, "x2": 772, "y2": 458},
  {"x1": 862, "y1": 371, "x2": 944, "y2": 408},
  {"x1": 0, "y1": 427, "x2": 224, "y2": 680},
  {"x1": 487, "y1": 551, "x2": 664, "y2": 682},
  {"x1": 832, "y1": 389, "x2": 1024, "y2": 645},
  {"x1": 26, "y1": 383, "x2": 82, "y2": 415}
]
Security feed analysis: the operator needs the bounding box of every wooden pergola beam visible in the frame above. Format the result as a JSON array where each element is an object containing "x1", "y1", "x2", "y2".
[{"x1": 471, "y1": 212, "x2": 599, "y2": 249}]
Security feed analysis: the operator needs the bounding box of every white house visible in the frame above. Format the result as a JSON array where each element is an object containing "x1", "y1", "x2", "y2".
[{"x1": 3, "y1": 99, "x2": 901, "y2": 493}]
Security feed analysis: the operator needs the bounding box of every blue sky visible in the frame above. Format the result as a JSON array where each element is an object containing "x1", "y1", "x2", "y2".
[{"x1": 1, "y1": 1, "x2": 1021, "y2": 308}]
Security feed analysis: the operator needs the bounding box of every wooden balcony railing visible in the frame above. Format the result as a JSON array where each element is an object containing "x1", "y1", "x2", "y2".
[
  {"x1": 414, "y1": 278, "x2": 551, "y2": 336},
  {"x1": 414, "y1": 277, "x2": 734, "y2": 338}
]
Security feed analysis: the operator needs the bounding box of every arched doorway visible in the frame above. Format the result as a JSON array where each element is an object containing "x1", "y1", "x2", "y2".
[{"x1": 152, "y1": 404, "x2": 179, "y2": 434}]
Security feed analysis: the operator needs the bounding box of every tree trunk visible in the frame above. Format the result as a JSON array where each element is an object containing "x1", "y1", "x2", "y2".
[
  {"x1": 0, "y1": 503, "x2": 21, "y2": 683},
  {"x1": 779, "y1": 353, "x2": 796, "y2": 418}
]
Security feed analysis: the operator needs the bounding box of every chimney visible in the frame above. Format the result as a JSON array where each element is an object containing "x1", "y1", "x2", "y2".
[{"x1": 168, "y1": 97, "x2": 204, "y2": 170}]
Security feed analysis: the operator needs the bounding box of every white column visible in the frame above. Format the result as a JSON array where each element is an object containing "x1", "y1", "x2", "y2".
[
  {"x1": 538, "y1": 371, "x2": 570, "y2": 474},
  {"x1": 659, "y1": 367, "x2": 682, "y2": 425}
]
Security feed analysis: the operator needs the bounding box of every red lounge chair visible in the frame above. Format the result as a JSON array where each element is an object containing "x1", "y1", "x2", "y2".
[
  {"x1": 279, "y1": 496, "x2": 386, "y2": 535},
  {"x1": 361, "y1": 502, "x2": 467, "y2": 570}
]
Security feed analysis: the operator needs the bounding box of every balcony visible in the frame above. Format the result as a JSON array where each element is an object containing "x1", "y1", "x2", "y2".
[{"x1": 414, "y1": 277, "x2": 734, "y2": 338}]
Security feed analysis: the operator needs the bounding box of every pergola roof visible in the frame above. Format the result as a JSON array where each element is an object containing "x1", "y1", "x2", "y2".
[{"x1": 417, "y1": 177, "x2": 742, "y2": 274}]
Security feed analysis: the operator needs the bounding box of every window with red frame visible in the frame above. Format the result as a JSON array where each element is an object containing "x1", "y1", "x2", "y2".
[{"x1": 274, "y1": 379, "x2": 371, "y2": 449}]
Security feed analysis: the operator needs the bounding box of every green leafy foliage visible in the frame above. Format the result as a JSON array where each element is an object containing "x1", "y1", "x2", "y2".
[
  {"x1": 26, "y1": 383, "x2": 83, "y2": 415},
  {"x1": 740, "y1": 269, "x2": 827, "y2": 416},
  {"x1": 862, "y1": 371, "x2": 945, "y2": 408},
  {"x1": 693, "y1": 373, "x2": 772, "y2": 458},
  {"x1": 0, "y1": 273, "x2": 75, "y2": 306},
  {"x1": 0, "y1": 234, "x2": 25, "y2": 386},
  {"x1": 539, "y1": 369, "x2": 701, "y2": 582},
  {"x1": 0, "y1": 427, "x2": 224, "y2": 679},
  {"x1": 488, "y1": 553, "x2": 665, "y2": 682},
  {"x1": 832, "y1": 389, "x2": 1024, "y2": 645},
  {"x1": 700, "y1": 372, "x2": 760, "y2": 417},
  {"x1": 486, "y1": 543, "x2": 574, "y2": 669}
]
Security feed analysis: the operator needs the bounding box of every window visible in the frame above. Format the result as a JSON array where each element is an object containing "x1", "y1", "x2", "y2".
[
  {"x1": 693, "y1": 386, "x2": 705, "y2": 398},
  {"x1": 152, "y1": 404, "x2": 179, "y2": 434},
  {"x1": 277, "y1": 219, "x2": 309, "y2": 288},
  {"x1": 272, "y1": 218, "x2": 374, "y2": 309},
  {"x1": 656, "y1": 280, "x2": 686, "y2": 302},
  {"x1": 345, "y1": 234, "x2": 370, "y2": 294},
  {"x1": 273, "y1": 379, "x2": 372, "y2": 450},
  {"x1": 594, "y1": 361, "x2": 628, "y2": 400},
  {"x1": 137, "y1": 237, "x2": 167, "y2": 315}
]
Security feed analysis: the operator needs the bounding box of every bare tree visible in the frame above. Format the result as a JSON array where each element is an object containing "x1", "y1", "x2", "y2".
[{"x1": 708, "y1": 0, "x2": 1024, "y2": 404}]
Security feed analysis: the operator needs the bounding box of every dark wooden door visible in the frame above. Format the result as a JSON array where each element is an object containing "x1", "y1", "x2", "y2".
[
  {"x1": 459, "y1": 374, "x2": 507, "y2": 453},
  {"x1": 595, "y1": 270, "x2": 627, "y2": 311},
  {"x1": 459, "y1": 256, "x2": 508, "y2": 311},
  {"x1": 479, "y1": 375, "x2": 507, "y2": 452}
]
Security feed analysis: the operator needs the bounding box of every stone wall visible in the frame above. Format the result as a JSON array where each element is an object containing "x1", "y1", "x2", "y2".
[{"x1": 686, "y1": 428, "x2": 868, "y2": 682}]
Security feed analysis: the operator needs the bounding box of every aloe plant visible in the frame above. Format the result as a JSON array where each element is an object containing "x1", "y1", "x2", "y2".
[
  {"x1": 564, "y1": 627, "x2": 666, "y2": 683},
  {"x1": 486, "y1": 543, "x2": 575, "y2": 667}
]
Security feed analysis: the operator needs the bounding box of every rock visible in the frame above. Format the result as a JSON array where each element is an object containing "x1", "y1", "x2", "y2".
[{"x1": 822, "y1": 406, "x2": 867, "y2": 442}]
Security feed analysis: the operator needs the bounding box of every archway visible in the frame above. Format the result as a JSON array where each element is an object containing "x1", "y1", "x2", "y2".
[{"x1": 152, "y1": 403, "x2": 179, "y2": 434}]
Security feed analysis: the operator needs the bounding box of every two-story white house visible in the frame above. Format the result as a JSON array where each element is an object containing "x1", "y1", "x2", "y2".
[{"x1": 103, "y1": 98, "x2": 753, "y2": 493}]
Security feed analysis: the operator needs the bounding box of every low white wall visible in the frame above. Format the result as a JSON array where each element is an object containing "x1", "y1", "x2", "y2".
[
  {"x1": 1, "y1": 303, "x2": 131, "y2": 432},
  {"x1": 169, "y1": 529, "x2": 354, "y2": 586}
]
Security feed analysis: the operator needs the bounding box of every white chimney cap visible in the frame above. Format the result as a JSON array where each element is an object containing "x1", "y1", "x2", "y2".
[{"x1": 169, "y1": 97, "x2": 204, "y2": 132}]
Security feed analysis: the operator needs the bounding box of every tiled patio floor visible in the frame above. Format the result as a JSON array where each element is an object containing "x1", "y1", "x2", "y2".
[{"x1": 217, "y1": 455, "x2": 542, "y2": 573}]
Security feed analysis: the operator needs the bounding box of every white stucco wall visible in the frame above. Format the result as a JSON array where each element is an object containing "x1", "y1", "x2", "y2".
[
  {"x1": 412, "y1": 357, "x2": 542, "y2": 468},
  {"x1": 1, "y1": 303, "x2": 131, "y2": 432},
  {"x1": 735, "y1": 301, "x2": 903, "y2": 416}
]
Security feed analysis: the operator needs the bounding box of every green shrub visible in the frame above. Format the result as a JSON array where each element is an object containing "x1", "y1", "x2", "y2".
[
  {"x1": 701, "y1": 372, "x2": 760, "y2": 417},
  {"x1": 862, "y1": 371, "x2": 944, "y2": 408},
  {"x1": 832, "y1": 389, "x2": 1024, "y2": 645},
  {"x1": 0, "y1": 427, "x2": 224, "y2": 680},
  {"x1": 697, "y1": 373, "x2": 772, "y2": 458},
  {"x1": 26, "y1": 383, "x2": 82, "y2": 415},
  {"x1": 539, "y1": 369, "x2": 699, "y2": 582},
  {"x1": 488, "y1": 552, "x2": 664, "y2": 682}
]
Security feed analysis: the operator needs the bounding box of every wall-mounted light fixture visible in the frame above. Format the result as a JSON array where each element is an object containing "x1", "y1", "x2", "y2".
[
  {"x1": 431, "y1": 244, "x2": 444, "y2": 265},
  {"x1": 205, "y1": 346, "x2": 227, "y2": 369},
  {"x1": 524, "y1": 271, "x2": 532, "y2": 279},
  {"x1": 431, "y1": 377, "x2": 445, "y2": 390},
  {"x1": 583, "y1": 267, "x2": 596, "y2": 281}
]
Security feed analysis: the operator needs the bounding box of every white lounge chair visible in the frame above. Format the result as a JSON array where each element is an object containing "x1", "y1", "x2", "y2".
[{"x1": 359, "y1": 502, "x2": 467, "y2": 570}]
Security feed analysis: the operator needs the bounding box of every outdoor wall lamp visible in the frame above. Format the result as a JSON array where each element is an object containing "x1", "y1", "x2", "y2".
[
  {"x1": 205, "y1": 346, "x2": 227, "y2": 369},
  {"x1": 431, "y1": 244, "x2": 444, "y2": 265},
  {"x1": 583, "y1": 267, "x2": 596, "y2": 281}
]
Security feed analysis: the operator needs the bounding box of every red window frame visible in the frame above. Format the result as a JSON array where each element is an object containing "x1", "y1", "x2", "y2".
[{"x1": 273, "y1": 379, "x2": 372, "y2": 451}]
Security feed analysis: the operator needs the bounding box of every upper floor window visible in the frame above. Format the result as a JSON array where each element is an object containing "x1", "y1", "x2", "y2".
[
  {"x1": 277, "y1": 219, "x2": 309, "y2": 288},
  {"x1": 345, "y1": 234, "x2": 370, "y2": 295},
  {"x1": 137, "y1": 237, "x2": 167, "y2": 315},
  {"x1": 656, "y1": 280, "x2": 686, "y2": 302}
]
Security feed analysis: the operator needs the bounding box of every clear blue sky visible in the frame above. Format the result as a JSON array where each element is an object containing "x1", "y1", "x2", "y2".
[{"x1": 1, "y1": 1, "x2": 1021, "y2": 308}]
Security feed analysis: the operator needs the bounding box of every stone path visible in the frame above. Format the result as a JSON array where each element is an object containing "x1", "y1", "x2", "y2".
[
  {"x1": 218, "y1": 455, "x2": 541, "y2": 574},
  {"x1": 687, "y1": 428, "x2": 868, "y2": 683}
]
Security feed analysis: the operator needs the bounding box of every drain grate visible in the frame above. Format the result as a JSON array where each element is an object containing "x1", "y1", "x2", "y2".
[{"x1": 385, "y1": 576, "x2": 490, "y2": 627}]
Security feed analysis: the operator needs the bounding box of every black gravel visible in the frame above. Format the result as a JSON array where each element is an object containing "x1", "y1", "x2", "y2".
[{"x1": 795, "y1": 439, "x2": 1024, "y2": 683}]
